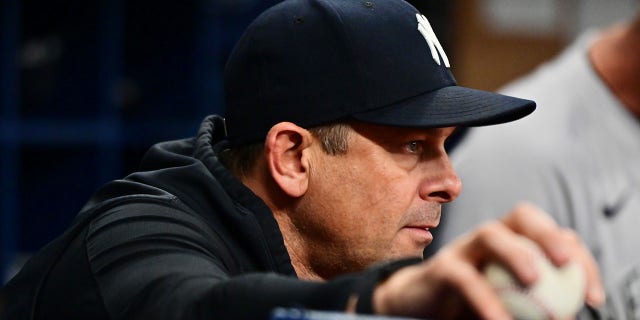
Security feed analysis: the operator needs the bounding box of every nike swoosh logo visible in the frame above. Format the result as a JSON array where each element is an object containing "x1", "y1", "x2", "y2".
[{"x1": 603, "y1": 189, "x2": 633, "y2": 218}]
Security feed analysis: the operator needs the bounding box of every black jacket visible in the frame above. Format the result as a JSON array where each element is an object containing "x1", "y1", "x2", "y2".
[{"x1": 1, "y1": 116, "x2": 419, "y2": 320}]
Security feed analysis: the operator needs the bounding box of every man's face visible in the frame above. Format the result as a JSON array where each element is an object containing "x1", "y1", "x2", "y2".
[{"x1": 294, "y1": 122, "x2": 462, "y2": 278}]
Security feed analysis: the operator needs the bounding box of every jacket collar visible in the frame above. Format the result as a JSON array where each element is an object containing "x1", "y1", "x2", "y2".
[{"x1": 194, "y1": 115, "x2": 296, "y2": 276}]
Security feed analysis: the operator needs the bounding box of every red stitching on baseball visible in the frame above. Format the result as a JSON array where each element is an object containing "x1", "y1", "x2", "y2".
[{"x1": 496, "y1": 285, "x2": 555, "y2": 320}]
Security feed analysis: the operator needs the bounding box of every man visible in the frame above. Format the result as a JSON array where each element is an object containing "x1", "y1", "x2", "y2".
[
  {"x1": 432, "y1": 11, "x2": 640, "y2": 320},
  {"x1": 0, "y1": 0, "x2": 605, "y2": 319}
]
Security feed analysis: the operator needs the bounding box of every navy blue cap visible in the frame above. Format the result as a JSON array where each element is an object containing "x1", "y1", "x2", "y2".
[{"x1": 224, "y1": 0, "x2": 535, "y2": 145}]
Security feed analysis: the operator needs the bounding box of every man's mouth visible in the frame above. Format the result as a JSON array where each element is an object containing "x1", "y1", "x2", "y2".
[{"x1": 403, "y1": 226, "x2": 435, "y2": 246}]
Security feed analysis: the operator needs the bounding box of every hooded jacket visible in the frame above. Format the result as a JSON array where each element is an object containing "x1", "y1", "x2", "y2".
[{"x1": 1, "y1": 116, "x2": 419, "y2": 320}]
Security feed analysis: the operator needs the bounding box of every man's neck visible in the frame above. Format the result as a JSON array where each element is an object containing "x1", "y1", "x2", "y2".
[
  {"x1": 239, "y1": 169, "x2": 325, "y2": 281},
  {"x1": 289, "y1": 253, "x2": 325, "y2": 281},
  {"x1": 271, "y1": 211, "x2": 325, "y2": 281},
  {"x1": 589, "y1": 17, "x2": 640, "y2": 117}
]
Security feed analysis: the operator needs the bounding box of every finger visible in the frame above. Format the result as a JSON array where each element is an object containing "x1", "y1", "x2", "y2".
[
  {"x1": 459, "y1": 222, "x2": 539, "y2": 286},
  {"x1": 564, "y1": 231, "x2": 606, "y2": 307},
  {"x1": 545, "y1": 230, "x2": 606, "y2": 308},
  {"x1": 500, "y1": 202, "x2": 572, "y2": 265},
  {"x1": 445, "y1": 260, "x2": 513, "y2": 320},
  {"x1": 582, "y1": 255, "x2": 606, "y2": 307}
]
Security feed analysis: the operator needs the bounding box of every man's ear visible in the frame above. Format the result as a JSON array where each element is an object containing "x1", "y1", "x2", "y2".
[{"x1": 265, "y1": 122, "x2": 313, "y2": 198}]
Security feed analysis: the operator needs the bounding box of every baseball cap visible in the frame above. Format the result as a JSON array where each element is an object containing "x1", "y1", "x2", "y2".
[{"x1": 223, "y1": 0, "x2": 535, "y2": 145}]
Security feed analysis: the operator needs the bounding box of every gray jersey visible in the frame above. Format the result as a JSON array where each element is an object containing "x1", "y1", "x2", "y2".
[{"x1": 436, "y1": 31, "x2": 640, "y2": 319}]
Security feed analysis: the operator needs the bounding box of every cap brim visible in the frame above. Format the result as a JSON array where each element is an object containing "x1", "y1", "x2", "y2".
[{"x1": 351, "y1": 86, "x2": 535, "y2": 128}]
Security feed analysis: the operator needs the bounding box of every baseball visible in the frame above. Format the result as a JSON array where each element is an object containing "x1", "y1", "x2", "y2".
[{"x1": 484, "y1": 236, "x2": 586, "y2": 320}]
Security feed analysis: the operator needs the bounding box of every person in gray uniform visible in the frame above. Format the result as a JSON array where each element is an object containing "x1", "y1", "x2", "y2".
[{"x1": 433, "y1": 11, "x2": 640, "y2": 320}]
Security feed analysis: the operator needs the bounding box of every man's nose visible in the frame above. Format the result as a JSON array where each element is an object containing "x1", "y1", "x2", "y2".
[{"x1": 418, "y1": 155, "x2": 462, "y2": 203}]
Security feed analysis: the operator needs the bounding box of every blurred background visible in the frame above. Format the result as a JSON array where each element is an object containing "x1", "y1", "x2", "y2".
[{"x1": 0, "y1": 0, "x2": 637, "y2": 284}]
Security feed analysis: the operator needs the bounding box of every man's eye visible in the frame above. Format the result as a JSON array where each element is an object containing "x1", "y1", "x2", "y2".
[{"x1": 405, "y1": 141, "x2": 422, "y2": 154}]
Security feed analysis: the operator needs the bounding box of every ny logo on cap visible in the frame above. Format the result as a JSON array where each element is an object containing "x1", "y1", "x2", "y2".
[{"x1": 416, "y1": 14, "x2": 450, "y2": 68}]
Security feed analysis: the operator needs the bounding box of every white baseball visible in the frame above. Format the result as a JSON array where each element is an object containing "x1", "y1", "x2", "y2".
[{"x1": 484, "y1": 236, "x2": 586, "y2": 320}]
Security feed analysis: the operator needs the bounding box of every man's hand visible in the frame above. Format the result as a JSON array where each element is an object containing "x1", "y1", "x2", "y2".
[{"x1": 371, "y1": 202, "x2": 606, "y2": 319}]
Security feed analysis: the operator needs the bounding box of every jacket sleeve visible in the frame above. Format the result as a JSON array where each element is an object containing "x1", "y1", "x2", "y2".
[{"x1": 84, "y1": 201, "x2": 420, "y2": 320}]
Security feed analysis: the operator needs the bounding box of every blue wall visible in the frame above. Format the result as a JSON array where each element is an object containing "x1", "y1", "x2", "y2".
[{"x1": 0, "y1": 0, "x2": 281, "y2": 282}]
